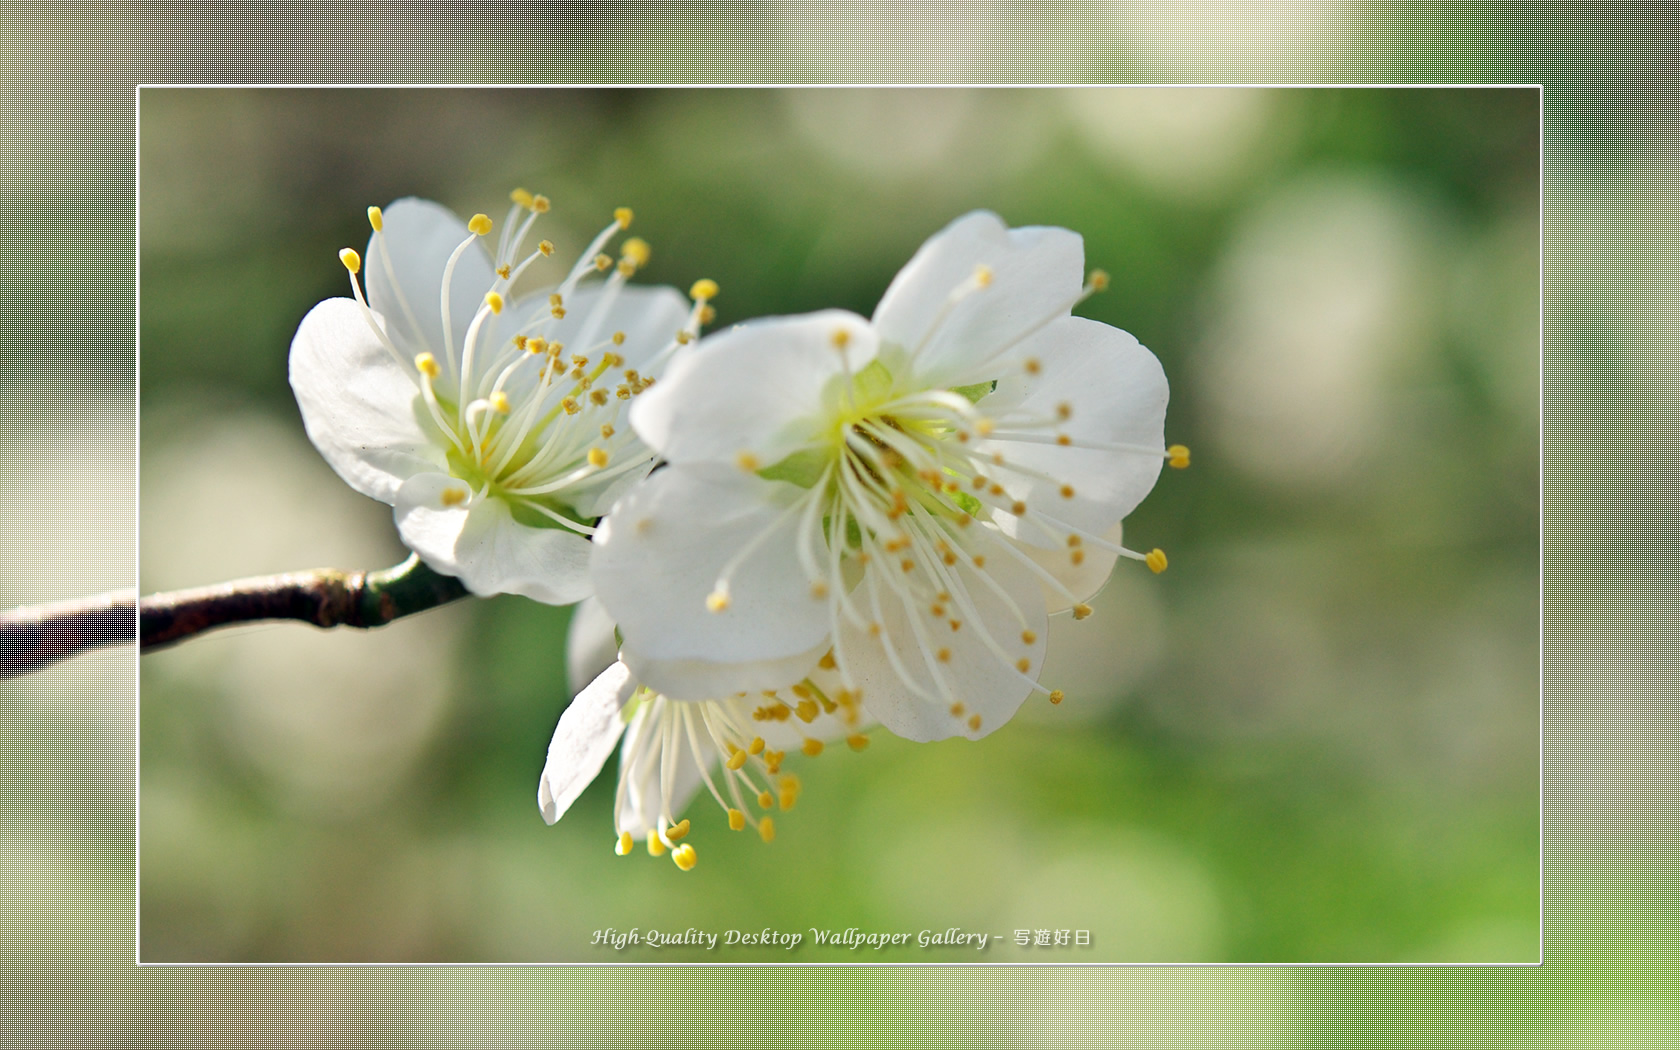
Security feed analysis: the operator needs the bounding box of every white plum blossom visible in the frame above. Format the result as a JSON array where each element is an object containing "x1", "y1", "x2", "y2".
[
  {"x1": 593, "y1": 211, "x2": 1182, "y2": 742},
  {"x1": 289, "y1": 192, "x2": 706, "y2": 603},
  {"x1": 538, "y1": 634, "x2": 870, "y2": 870}
]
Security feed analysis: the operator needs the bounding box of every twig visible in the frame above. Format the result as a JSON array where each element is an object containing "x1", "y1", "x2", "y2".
[{"x1": 0, "y1": 554, "x2": 470, "y2": 679}]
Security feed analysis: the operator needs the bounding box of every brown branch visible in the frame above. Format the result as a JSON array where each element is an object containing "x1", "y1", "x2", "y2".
[{"x1": 0, "y1": 554, "x2": 470, "y2": 679}]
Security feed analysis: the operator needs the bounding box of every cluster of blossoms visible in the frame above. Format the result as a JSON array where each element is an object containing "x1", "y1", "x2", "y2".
[{"x1": 293, "y1": 196, "x2": 1182, "y2": 872}]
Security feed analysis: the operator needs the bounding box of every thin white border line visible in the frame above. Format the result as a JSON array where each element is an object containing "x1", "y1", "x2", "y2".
[{"x1": 132, "y1": 82, "x2": 1546, "y2": 970}]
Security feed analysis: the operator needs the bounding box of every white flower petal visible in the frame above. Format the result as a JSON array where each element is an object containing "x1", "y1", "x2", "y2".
[
  {"x1": 629, "y1": 310, "x2": 878, "y2": 467},
  {"x1": 591, "y1": 462, "x2": 831, "y2": 671},
  {"x1": 365, "y1": 197, "x2": 499, "y2": 363},
  {"x1": 872, "y1": 211, "x2": 1085, "y2": 389},
  {"x1": 566, "y1": 596, "x2": 620, "y2": 696},
  {"x1": 1017, "y1": 520, "x2": 1127, "y2": 613},
  {"x1": 288, "y1": 298, "x2": 440, "y2": 503},
  {"x1": 619, "y1": 636, "x2": 831, "y2": 703},
  {"x1": 538, "y1": 661, "x2": 635, "y2": 825},
  {"x1": 394, "y1": 474, "x2": 593, "y2": 606},
  {"x1": 983, "y1": 316, "x2": 1168, "y2": 546},
  {"x1": 837, "y1": 531, "x2": 1048, "y2": 743},
  {"x1": 616, "y1": 699, "x2": 709, "y2": 839}
]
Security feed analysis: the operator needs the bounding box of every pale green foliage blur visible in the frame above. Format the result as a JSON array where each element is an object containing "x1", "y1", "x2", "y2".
[{"x1": 138, "y1": 87, "x2": 1539, "y2": 963}]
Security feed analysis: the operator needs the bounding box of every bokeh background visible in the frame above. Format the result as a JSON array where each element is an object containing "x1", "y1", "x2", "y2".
[{"x1": 135, "y1": 87, "x2": 1539, "y2": 964}]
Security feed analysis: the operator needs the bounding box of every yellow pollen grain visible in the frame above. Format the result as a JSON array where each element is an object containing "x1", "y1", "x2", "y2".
[
  {"x1": 440, "y1": 487, "x2": 468, "y2": 508},
  {"x1": 467, "y1": 213, "x2": 492, "y2": 236},
  {"x1": 974, "y1": 264, "x2": 993, "y2": 287},
  {"x1": 614, "y1": 206, "x2": 633, "y2": 228},
  {"x1": 1056, "y1": 433, "x2": 1073, "y2": 446},
  {"x1": 690, "y1": 278, "x2": 718, "y2": 301},
  {"x1": 973, "y1": 555, "x2": 986, "y2": 568},
  {"x1": 736, "y1": 450, "x2": 761, "y2": 472},
  {"x1": 802, "y1": 738, "x2": 823, "y2": 757},
  {"x1": 1010, "y1": 500, "x2": 1027, "y2": 516},
  {"x1": 847, "y1": 734, "x2": 870, "y2": 751},
  {"x1": 1146, "y1": 548, "x2": 1169, "y2": 574},
  {"x1": 1168, "y1": 444, "x2": 1192, "y2": 469},
  {"x1": 1060, "y1": 485, "x2": 1075, "y2": 499},
  {"x1": 943, "y1": 551, "x2": 958, "y2": 566},
  {"x1": 810, "y1": 579, "x2": 829, "y2": 600},
  {"x1": 1068, "y1": 534, "x2": 1082, "y2": 548},
  {"x1": 367, "y1": 205, "x2": 383, "y2": 232},
  {"x1": 901, "y1": 559, "x2": 915, "y2": 574},
  {"x1": 489, "y1": 391, "x2": 510, "y2": 414},
  {"x1": 1021, "y1": 630, "x2": 1037, "y2": 645},
  {"x1": 587, "y1": 448, "x2": 609, "y2": 469},
  {"x1": 1016, "y1": 658, "x2": 1031, "y2": 673},
  {"x1": 1057, "y1": 402, "x2": 1073, "y2": 420},
  {"x1": 1049, "y1": 689, "x2": 1065, "y2": 705},
  {"x1": 530, "y1": 194, "x2": 550, "y2": 213},
  {"x1": 968, "y1": 714, "x2": 983, "y2": 731},
  {"x1": 415, "y1": 353, "x2": 439, "y2": 378},
  {"x1": 622, "y1": 237, "x2": 651, "y2": 265},
  {"x1": 484, "y1": 291, "x2": 504, "y2": 314},
  {"x1": 1073, "y1": 603, "x2": 1093, "y2": 620},
  {"x1": 706, "y1": 591, "x2": 731, "y2": 613},
  {"x1": 930, "y1": 603, "x2": 945, "y2": 617},
  {"x1": 1024, "y1": 357, "x2": 1041, "y2": 375},
  {"x1": 616, "y1": 830, "x2": 633, "y2": 855},
  {"x1": 1071, "y1": 550, "x2": 1086, "y2": 565},
  {"x1": 937, "y1": 648, "x2": 951, "y2": 663},
  {"x1": 728, "y1": 808, "x2": 745, "y2": 831},
  {"x1": 868, "y1": 622, "x2": 882, "y2": 638},
  {"x1": 338, "y1": 247, "x2": 361, "y2": 274},
  {"x1": 672, "y1": 843, "x2": 697, "y2": 871},
  {"x1": 950, "y1": 619, "x2": 962, "y2": 631},
  {"x1": 950, "y1": 702, "x2": 965, "y2": 717},
  {"x1": 759, "y1": 817, "x2": 776, "y2": 843},
  {"x1": 758, "y1": 790, "x2": 775, "y2": 810},
  {"x1": 665, "y1": 819, "x2": 690, "y2": 842}
]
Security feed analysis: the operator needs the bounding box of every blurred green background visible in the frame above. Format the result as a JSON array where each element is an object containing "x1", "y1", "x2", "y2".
[{"x1": 136, "y1": 87, "x2": 1539, "y2": 964}]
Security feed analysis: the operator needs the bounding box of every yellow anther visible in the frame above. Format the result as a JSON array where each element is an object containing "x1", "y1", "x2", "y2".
[
  {"x1": 706, "y1": 590, "x2": 731, "y2": 613},
  {"x1": 1168, "y1": 444, "x2": 1191, "y2": 469},
  {"x1": 367, "y1": 205, "x2": 383, "y2": 232},
  {"x1": 612, "y1": 331, "x2": 626, "y2": 346},
  {"x1": 758, "y1": 789, "x2": 775, "y2": 809},
  {"x1": 529, "y1": 194, "x2": 550, "y2": 213},
  {"x1": 748, "y1": 736, "x2": 765, "y2": 755},
  {"x1": 489, "y1": 391, "x2": 510, "y2": 414},
  {"x1": 1016, "y1": 658, "x2": 1031, "y2": 673},
  {"x1": 779, "y1": 774, "x2": 801, "y2": 809},
  {"x1": 600, "y1": 423, "x2": 615, "y2": 439},
  {"x1": 937, "y1": 648, "x2": 952, "y2": 663},
  {"x1": 338, "y1": 248, "x2": 361, "y2": 274},
  {"x1": 1073, "y1": 603, "x2": 1093, "y2": 620},
  {"x1": 736, "y1": 450, "x2": 761, "y2": 472},
  {"x1": 900, "y1": 559, "x2": 915, "y2": 574},
  {"x1": 847, "y1": 733, "x2": 870, "y2": 751},
  {"x1": 538, "y1": 239, "x2": 555, "y2": 257},
  {"x1": 676, "y1": 330, "x2": 692, "y2": 344},
  {"x1": 832, "y1": 328, "x2": 851, "y2": 349},
  {"x1": 968, "y1": 713, "x2": 983, "y2": 731},
  {"x1": 587, "y1": 448, "x2": 609, "y2": 469},
  {"x1": 1089, "y1": 269, "x2": 1110, "y2": 291},
  {"x1": 975, "y1": 418, "x2": 995, "y2": 437},
  {"x1": 795, "y1": 699, "x2": 818, "y2": 723},
  {"x1": 1146, "y1": 548, "x2": 1169, "y2": 574},
  {"x1": 1011, "y1": 501, "x2": 1027, "y2": 516},
  {"x1": 440, "y1": 487, "x2": 468, "y2": 507},
  {"x1": 614, "y1": 206, "x2": 634, "y2": 228},
  {"x1": 759, "y1": 817, "x2": 777, "y2": 843},
  {"x1": 1057, "y1": 434, "x2": 1073, "y2": 446},
  {"x1": 1057, "y1": 402, "x2": 1073, "y2": 420},
  {"x1": 725, "y1": 748, "x2": 747, "y2": 771},
  {"x1": 974, "y1": 264, "x2": 993, "y2": 288},
  {"x1": 819, "y1": 651, "x2": 837, "y2": 670},
  {"x1": 484, "y1": 291, "x2": 504, "y2": 314},
  {"x1": 949, "y1": 619, "x2": 962, "y2": 631},
  {"x1": 1067, "y1": 534, "x2": 1082, "y2": 548},
  {"x1": 496, "y1": 264, "x2": 511, "y2": 280},
  {"x1": 950, "y1": 702, "x2": 965, "y2": 717},
  {"x1": 690, "y1": 278, "x2": 718, "y2": 301},
  {"x1": 868, "y1": 622, "x2": 882, "y2": 638},
  {"x1": 561, "y1": 397, "x2": 579, "y2": 415},
  {"x1": 665, "y1": 819, "x2": 691, "y2": 842},
  {"x1": 617, "y1": 259, "x2": 636, "y2": 277},
  {"x1": 647, "y1": 834, "x2": 666, "y2": 857},
  {"x1": 1024, "y1": 357, "x2": 1042, "y2": 375},
  {"x1": 622, "y1": 237, "x2": 651, "y2": 265},
  {"x1": 511, "y1": 187, "x2": 535, "y2": 208},
  {"x1": 972, "y1": 555, "x2": 987, "y2": 568},
  {"x1": 671, "y1": 843, "x2": 697, "y2": 871},
  {"x1": 594, "y1": 253, "x2": 612, "y2": 271},
  {"x1": 728, "y1": 808, "x2": 746, "y2": 831},
  {"x1": 1049, "y1": 689, "x2": 1065, "y2": 705},
  {"x1": 1021, "y1": 630, "x2": 1037, "y2": 645},
  {"x1": 616, "y1": 830, "x2": 633, "y2": 855},
  {"x1": 467, "y1": 213, "x2": 492, "y2": 236},
  {"x1": 415, "y1": 353, "x2": 440, "y2": 378},
  {"x1": 810, "y1": 579, "x2": 829, "y2": 599},
  {"x1": 1071, "y1": 550, "x2": 1086, "y2": 566},
  {"x1": 802, "y1": 738, "x2": 823, "y2": 757},
  {"x1": 699, "y1": 304, "x2": 716, "y2": 324},
  {"x1": 1060, "y1": 484, "x2": 1075, "y2": 499}
]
